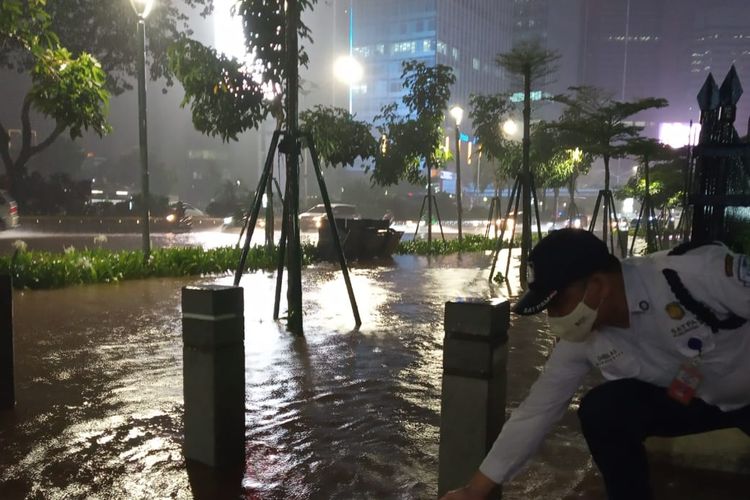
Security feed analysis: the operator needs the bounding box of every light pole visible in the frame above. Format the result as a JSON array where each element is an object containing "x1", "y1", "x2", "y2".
[
  {"x1": 130, "y1": 0, "x2": 154, "y2": 261},
  {"x1": 449, "y1": 105, "x2": 464, "y2": 242}
]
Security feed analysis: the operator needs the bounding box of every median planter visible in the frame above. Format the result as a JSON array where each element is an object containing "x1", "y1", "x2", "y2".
[{"x1": 317, "y1": 218, "x2": 403, "y2": 261}]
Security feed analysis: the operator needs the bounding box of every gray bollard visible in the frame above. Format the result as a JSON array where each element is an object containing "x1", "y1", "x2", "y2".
[
  {"x1": 438, "y1": 298, "x2": 510, "y2": 497},
  {"x1": 0, "y1": 274, "x2": 14, "y2": 410},
  {"x1": 182, "y1": 285, "x2": 245, "y2": 468}
]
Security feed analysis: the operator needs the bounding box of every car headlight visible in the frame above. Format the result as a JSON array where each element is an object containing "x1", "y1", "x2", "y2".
[
  {"x1": 572, "y1": 218, "x2": 582, "y2": 229},
  {"x1": 166, "y1": 214, "x2": 176, "y2": 222},
  {"x1": 223, "y1": 216, "x2": 233, "y2": 225}
]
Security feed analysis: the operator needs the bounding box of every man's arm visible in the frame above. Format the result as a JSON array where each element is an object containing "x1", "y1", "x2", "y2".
[{"x1": 440, "y1": 340, "x2": 591, "y2": 499}]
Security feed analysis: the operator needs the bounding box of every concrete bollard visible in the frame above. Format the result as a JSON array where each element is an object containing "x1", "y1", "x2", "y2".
[
  {"x1": 0, "y1": 274, "x2": 14, "y2": 410},
  {"x1": 439, "y1": 298, "x2": 510, "y2": 497},
  {"x1": 182, "y1": 285, "x2": 245, "y2": 468}
]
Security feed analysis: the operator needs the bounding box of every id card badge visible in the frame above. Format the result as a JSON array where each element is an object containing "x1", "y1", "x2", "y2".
[{"x1": 668, "y1": 359, "x2": 703, "y2": 405}]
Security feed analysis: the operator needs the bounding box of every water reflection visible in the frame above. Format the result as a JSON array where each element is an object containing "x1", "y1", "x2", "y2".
[{"x1": 0, "y1": 250, "x2": 737, "y2": 499}]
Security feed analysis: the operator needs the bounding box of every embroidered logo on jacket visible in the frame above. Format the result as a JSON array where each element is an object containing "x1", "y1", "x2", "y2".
[{"x1": 666, "y1": 302, "x2": 685, "y2": 320}]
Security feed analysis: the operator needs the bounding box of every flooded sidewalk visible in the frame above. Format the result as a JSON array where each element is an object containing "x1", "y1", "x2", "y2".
[{"x1": 0, "y1": 251, "x2": 748, "y2": 499}]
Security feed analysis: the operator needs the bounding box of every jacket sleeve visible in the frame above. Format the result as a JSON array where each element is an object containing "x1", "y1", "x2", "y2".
[
  {"x1": 478, "y1": 340, "x2": 592, "y2": 484},
  {"x1": 670, "y1": 244, "x2": 750, "y2": 319}
]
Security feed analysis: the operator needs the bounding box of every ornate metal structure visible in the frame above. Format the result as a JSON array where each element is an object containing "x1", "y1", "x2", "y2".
[{"x1": 690, "y1": 66, "x2": 750, "y2": 248}]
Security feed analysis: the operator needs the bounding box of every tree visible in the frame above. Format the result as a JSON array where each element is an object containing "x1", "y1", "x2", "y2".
[
  {"x1": 554, "y1": 86, "x2": 668, "y2": 252},
  {"x1": 1, "y1": 0, "x2": 214, "y2": 95},
  {"x1": 620, "y1": 139, "x2": 680, "y2": 253},
  {"x1": 373, "y1": 60, "x2": 455, "y2": 244},
  {"x1": 299, "y1": 106, "x2": 377, "y2": 169},
  {"x1": 496, "y1": 39, "x2": 560, "y2": 287},
  {"x1": 0, "y1": 0, "x2": 111, "y2": 199},
  {"x1": 1, "y1": 0, "x2": 219, "y2": 200},
  {"x1": 469, "y1": 92, "x2": 517, "y2": 222}
]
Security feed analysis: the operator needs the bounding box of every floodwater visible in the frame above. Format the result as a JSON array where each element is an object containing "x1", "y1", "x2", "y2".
[{"x1": 1, "y1": 251, "x2": 748, "y2": 499}]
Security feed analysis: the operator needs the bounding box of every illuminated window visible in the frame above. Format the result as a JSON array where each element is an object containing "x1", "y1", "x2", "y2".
[
  {"x1": 472, "y1": 58, "x2": 480, "y2": 70},
  {"x1": 452, "y1": 47, "x2": 459, "y2": 60}
]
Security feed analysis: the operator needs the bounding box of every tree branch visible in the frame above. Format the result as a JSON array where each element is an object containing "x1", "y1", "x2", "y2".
[
  {"x1": 29, "y1": 123, "x2": 65, "y2": 157},
  {"x1": 15, "y1": 93, "x2": 34, "y2": 168},
  {"x1": 14, "y1": 93, "x2": 65, "y2": 170}
]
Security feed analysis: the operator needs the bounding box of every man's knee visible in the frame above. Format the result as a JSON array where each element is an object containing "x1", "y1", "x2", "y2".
[{"x1": 578, "y1": 379, "x2": 650, "y2": 433}]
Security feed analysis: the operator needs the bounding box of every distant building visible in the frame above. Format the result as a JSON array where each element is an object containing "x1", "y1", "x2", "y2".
[
  {"x1": 350, "y1": 0, "x2": 513, "y2": 124},
  {"x1": 686, "y1": 0, "x2": 750, "y2": 122},
  {"x1": 510, "y1": 0, "x2": 586, "y2": 118}
]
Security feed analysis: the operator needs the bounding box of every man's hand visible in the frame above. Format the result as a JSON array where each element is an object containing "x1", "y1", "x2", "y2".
[
  {"x1": 439, "y1": 486, "x2": 486, "y2": 500},
  {"x1": 438, "y1": 471, "x2": 499, "y2": 500}
]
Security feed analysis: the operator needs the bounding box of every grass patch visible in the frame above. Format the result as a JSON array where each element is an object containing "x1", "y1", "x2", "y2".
[
  {"x1": 1, "y1": 235, "x2": 509, "y2": 289},
  {"x1": 396, "y1": 234, "x2": 505, "y2": 255},
  {"x1": 2, "y1": 244, "x2": 318, "y2": 290}
]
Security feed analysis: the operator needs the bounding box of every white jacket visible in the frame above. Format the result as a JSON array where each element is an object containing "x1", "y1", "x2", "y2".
[{"x1": 479, "y1": 243, "x2": 750, "y2": 484}]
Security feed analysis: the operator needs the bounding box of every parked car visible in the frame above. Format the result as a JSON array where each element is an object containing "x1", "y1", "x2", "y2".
[
  {"x1": 0, "y1": 190, "x2": 19, "y2": 230},
  {"x1": 299, "y1": 203, "x2": 360, "y2": 230}
]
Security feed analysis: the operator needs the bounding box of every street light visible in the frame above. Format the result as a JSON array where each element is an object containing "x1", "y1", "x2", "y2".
[
  {"x1": 502, "y1": 118, "x2": 519, "y2": 138},
  {"x1": 333, "y1": 55, "x2": 363, "y2": 112},
  {"x1": 130, "y1": 0, "x2": 154, "y2": 261},
  {"x1": 450, "y1": 105, "x2": 464, "y2": 242}
]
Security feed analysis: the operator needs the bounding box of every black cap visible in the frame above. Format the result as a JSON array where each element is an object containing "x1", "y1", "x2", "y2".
[{"x1": 513, "y1": 228, "x2": 618, "y2": 315}]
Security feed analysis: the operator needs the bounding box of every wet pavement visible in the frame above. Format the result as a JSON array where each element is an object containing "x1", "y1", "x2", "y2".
[{"x1": 1, "y1": 250, "x2": 749, "y2": 499}]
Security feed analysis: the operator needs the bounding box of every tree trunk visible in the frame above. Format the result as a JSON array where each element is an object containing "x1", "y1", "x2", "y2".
[
  {"x1": 553, "y1": 187, "x2": 559, "y2": 221},
  {"x1": 568, "y1": 175, "x2": 578, "y2": 222},
  {"x1": 520, "y1": 66, "x2": 532, "y2": 288},
  {"x1": 602, "y1": 154, "x2": 610, "y2": 245}
]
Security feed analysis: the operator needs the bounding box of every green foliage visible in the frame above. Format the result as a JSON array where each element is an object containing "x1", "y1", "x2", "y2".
[
  {"x1": 554, "y1": 86, "x2": 669, "y2": 178},
  {"x1": 1, "y1": 233, "x2": 510, "y2": 288},
  {"x1": 372, "y1": 61, "x2": 455, "y2": 186},
  {"x1": 169, "y1": 0, "x2": 319, "y2": 140},
  {"x1": 236, "y1": 0, "x2": 317, "y2": 92},
  {"x1": 300, "y1": 106, "x2": 377, "y2": 168},
  {"x1": 168, "y1": 38, "x2": 267, "y2": 141},
  {"x1": 619, "y1": 157, "x2": 686, "y2": 208},
  {"x1": 30, "y1": 47, "x2": 111, "y2": 139},
  {"x1": 2, "y1": 243, "x2": 318, "y2": 290},
  {"x1": 0, "y1": 0, "x2": 57, "y2": 51},
  {"x1": 495, "y1": 39, "x2": 560, "y2": 85},
  {"x1": 0, "y1": 0, "x2": 112, "y2": 194},
  {"x1": 396, "y1": 234, "x2": 504, "y2": 255},
  {"x1": 469, "y1": 93, "x2": 514, "y2": 165},
  {"x1": 1, "y1": 0, "x2": 214, "y2": 95}
]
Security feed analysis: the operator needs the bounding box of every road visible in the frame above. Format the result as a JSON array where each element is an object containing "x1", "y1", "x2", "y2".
[{"x1": 0, "y1": 220, "x2": 519, "y2": 256}]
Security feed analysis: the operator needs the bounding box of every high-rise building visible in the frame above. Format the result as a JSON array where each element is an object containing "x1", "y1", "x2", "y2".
[
  {"x1": 579, "y1": 0, "x2": 750, "y2": 125},
  {"x1": 350, "y1": 0, "x2": 513, "y2": 124},
  {"x1": 510, "y1": 0, "x2": 586, "y2": 118}
]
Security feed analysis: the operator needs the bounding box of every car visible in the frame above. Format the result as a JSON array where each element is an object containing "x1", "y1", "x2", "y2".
[
  {"x1": 299, "y1": 203, "x2": 360, "y2": 230},
  {"x1": 0, "y1": 190, "x2": 19, "y2": 230},
  {"x1": 546, "y1": 214, "x2": 588, "y2": 233}
]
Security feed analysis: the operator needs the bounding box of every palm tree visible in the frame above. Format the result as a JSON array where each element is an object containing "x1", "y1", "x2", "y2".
[
  {"x1": 496, "y1": 40, "x2": 560, "y2": 287},
  {"x1": 554, "y1": 86, "x2": 668, "y2": 254}
]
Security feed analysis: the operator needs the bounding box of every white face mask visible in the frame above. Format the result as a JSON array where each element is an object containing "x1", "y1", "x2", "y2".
[{"x1": 547, "y1": 294, "x2": 600, "y2": 342}]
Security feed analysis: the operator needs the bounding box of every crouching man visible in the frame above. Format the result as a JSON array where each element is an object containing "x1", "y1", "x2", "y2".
[{"x1": 441, "y1": 228, "x2": 750, "y2": 500}]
